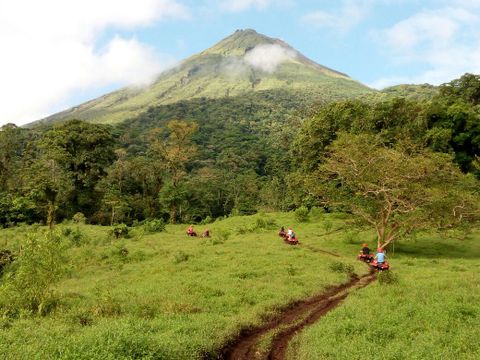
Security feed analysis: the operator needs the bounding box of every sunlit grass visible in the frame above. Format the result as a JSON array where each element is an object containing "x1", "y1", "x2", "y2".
[
  {"x1": 0, "y1": 212, "x2": 367, "y2": 359},
  {"x1": 289, "y1": 230, "x2": 480, "y2": 360}
]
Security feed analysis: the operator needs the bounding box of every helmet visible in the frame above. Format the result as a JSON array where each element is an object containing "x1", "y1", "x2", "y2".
[{"x1": 362, "y1": 243, "x2": 367, "y2": 247}]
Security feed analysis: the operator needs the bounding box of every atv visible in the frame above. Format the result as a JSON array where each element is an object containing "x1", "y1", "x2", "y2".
[
  {"x1": 370, "y1": 259, "x2": 390, "y2": 271},
  {"x1": 357, "y1": 253, "x2": 374, "y2": 263}
]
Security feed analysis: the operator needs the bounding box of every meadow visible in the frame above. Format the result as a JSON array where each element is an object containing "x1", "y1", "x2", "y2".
[
  {"x1": 0, "y1": 211, "x2": 478, "y2": 359},
  {"x1": 288, "y1": 230, "x2": 480, "y2": 360}
]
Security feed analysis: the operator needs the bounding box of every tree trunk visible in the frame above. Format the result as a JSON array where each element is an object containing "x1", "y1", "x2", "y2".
[{"x1": 47, "y1": 200, "x2": 55, "y2": 230}]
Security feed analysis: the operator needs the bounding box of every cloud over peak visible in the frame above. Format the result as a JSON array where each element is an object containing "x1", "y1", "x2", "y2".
[{"x1": 244, "y1": 44, "x2": 297, "y2": 73}]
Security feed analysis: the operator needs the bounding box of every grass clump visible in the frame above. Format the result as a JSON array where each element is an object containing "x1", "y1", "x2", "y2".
[
  {"x1": 143, "y1": 219, "x2": 165, "y2": 233},
  {"x1": 173, "y1": 250, "x2": 190, "y2": 263},
  {"x1": 294, "y1": 206, "x2": 310, "y2": 222},
  {"x1": 328, "y1": 261, "x2": 354, "y2": 275},
  {"x1": 377, "y1": 270, "x2": 399, "y2": 285}
]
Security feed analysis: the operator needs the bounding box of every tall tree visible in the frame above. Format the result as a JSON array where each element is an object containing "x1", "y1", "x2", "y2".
[
  {"x1": 149, "y1": 120, "x2": 198, "y2": 222},
  {"x1": 308, "y1": 133, "x2": 479, "y2": 249},
  {"x1": 39, "y1": 120, "x2": 116, "y2": 218}
]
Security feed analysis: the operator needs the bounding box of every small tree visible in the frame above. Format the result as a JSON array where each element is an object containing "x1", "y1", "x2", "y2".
[
  {"x1": 310, "y1": 133, "x2": 479, "y2": 249},
  {"x1": 0, "y1": 231, "x2": 68, "y2": 315}
]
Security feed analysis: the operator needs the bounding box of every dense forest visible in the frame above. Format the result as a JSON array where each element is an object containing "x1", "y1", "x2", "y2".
[{"x1": 1, "y1": 74, "x2": 479, "y2": 228}]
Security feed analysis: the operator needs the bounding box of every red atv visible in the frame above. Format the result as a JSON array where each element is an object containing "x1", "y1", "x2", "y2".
[
  {"x1": 285, "y1": 236, "x2": 299, "y2": 245},
  {"x1": 357, "y1": 253, "x2": 374, "y2": 263},
  {"x1": 370, "y1": 259, "x2": 390, "y2": 271}
]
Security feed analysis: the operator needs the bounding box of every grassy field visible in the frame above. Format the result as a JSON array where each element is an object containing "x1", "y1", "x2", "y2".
[
  {"x1": 1, "y1": 212, "x2": 478, "y2": 359},
  {"x1": 288, "y1": 230, "x2": 480, "y2": 360},
  {"x1": 0, "y1": 211, "x2": 368, "y2": 359}
]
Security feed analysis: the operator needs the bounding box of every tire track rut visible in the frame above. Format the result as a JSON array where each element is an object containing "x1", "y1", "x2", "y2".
[{"x1": 220, "y1": 271, "x2": 376, "y2": 360}]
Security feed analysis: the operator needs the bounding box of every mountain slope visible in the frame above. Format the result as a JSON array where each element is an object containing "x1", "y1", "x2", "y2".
[{"x1": 39, "y1": 29, "x2": 375, "y2": 125}]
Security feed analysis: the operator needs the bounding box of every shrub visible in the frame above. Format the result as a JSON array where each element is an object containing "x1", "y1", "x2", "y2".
[
  {"x1": 329, "y1": 261, "x2": 354, "y2": 275},
  {"x1": 294, "y1": 206, "x2": 310, "y2": 222},
  {"x1": 61, "y1": 227, "x2": 73, "y2": 237},
  {"x1": 111, "y1": 224, "x2": 129, "y2": 239},
  {"x1": 114, "y1": 245, "x2": 129, "y2": 261},
  {"x1": 72, "y1": 212, "x2": 86, "y2": 224},
  {"x1": 143, "y1": 219, "x2": 165, "y2": 233},
  {"x1": 62, "y1": 227, "x2": 86, "y2": 247},
  {"x1": 0, "y1": 231, "x2": 68, "y2": 316},
  {"x1": 200, "y1": 216, "x2": 213, "y2": 225},
  {"x1": 378, "y1": 270, "x2": 399, "y2": 285}
]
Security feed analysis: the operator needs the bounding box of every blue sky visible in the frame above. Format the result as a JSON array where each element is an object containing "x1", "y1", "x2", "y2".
[{"x1": 2, "y1": 0, "x2": 480, "y2": 125}]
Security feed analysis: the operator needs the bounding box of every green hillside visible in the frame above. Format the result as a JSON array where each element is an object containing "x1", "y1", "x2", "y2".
[{"x1": 38, "y1": 29, "x2": 375, "y2": 125}]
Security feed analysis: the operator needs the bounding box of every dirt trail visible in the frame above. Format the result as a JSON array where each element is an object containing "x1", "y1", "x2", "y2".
[
  {"x1": 220, "y1": 271, "x2": 376, "y2": 360},
  {"x1": 301, "y1": 244, "x2": 340, "y2": 257}
]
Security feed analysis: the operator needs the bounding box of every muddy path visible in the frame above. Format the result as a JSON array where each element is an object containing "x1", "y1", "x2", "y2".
[
  {"x1": 219, "y1": 271, "x2": 376, "y2": 360},
  {"x1": 301, "y1": 244, "x2": 340, "y2": 258}
]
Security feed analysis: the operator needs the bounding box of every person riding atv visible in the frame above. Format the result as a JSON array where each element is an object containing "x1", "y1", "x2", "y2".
[
  {"x1": 286, "y1": 228, "x2": 299, "y2": 245},
  {"x1": 357, "y1": 243, "x2": 373, "y2": 262},
  {"x1": 278, "y1": 226, "x2": 287, "y2": 238},
  {"x1": 186, "y1": 225, "x2": 197, "y2": 237},
  {"x1": 370, "y1": 248, "x2": 390, "y2": 270}
]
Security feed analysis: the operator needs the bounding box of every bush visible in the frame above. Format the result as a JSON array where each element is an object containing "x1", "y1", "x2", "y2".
[
  {"x1": 143, "y1": 219, "x2": 165, "y2": 233},
  {"x1": 294, "y1": 206, "x2": 310, "y2": 222},
  {"x1": 62, "y1": 227, "x2": 86, "y2": 247},
  {"x1": 329, "y1": 261, "x2": 354, "y2": 275},
  {"x1": 111, "y1": 244, "x2": 129, "y2": 262},
  {"x1": 111, "y1": 224, "x2": 129, "y2": 239},
  {"x1": 72, "y1": 212, "x2": 86, "y2": 224},
  {"x1": 378, "y1": 270, "x2": 399, "y2": 285},
  {"x1": 200, "y1": 216, "x2": 213, "y2": 225},
  {"x1": 0, "y1": 231, "x2": 68, "y2": 316}
]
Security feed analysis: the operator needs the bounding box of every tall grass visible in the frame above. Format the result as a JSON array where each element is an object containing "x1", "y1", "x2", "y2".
[
  {"x1": 289, "y1": 230, "x2": 480, "y2": 360},
  {"x1": 0, "y1": 212, "x2": 366, "y2": 359}
]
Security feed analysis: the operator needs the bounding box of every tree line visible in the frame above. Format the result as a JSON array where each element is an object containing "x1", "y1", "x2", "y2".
[{"x1": 0, "y1": 74, "x2": 479, "y2": 233}]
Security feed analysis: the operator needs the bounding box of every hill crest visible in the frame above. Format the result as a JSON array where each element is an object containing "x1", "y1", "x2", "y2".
[{"x1": 37, "y1": 29, "x2": 373, "y2": 125}]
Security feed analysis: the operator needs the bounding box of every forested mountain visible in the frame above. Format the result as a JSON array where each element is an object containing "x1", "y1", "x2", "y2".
[
  {"x1": 2, "y1": 26, "x2": 479, "y2": 228},
  {"x1": 36, "y1": 29, "x2": 374, "y2": 125}
]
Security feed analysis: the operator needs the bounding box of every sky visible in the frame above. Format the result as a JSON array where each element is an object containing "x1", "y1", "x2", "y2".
[{"x1": 1, "y1": 0, "x2": 480, "y2": 126}]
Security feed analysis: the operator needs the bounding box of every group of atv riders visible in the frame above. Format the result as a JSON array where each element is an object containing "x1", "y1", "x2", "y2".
[
  {"x1": 278, "y1": 227, "x2": 389, "y2": 270},
  {"x1": 186, "y1": 225, "x2": 210, "y2": 238}
]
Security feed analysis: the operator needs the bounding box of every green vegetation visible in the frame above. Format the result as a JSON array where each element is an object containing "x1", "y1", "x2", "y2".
[
  {"x1": 0, "y1": 37, "x2": 479, "y2": 358},
  {"x1": 37, "y1": 29, "x2": 374, "y2": 126},
  {"x1": 0, "y1": 213, "x2": 369, "y2": 359},
  {"x1": 289, "y1": 230, "x2": 480, "y2": 360},
  {"x1": 0, "y1": 213, "x2": 479, "y2": 359}
]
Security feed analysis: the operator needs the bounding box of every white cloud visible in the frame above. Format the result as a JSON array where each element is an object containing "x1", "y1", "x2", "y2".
[
  {"x1": 0, "y1": 0, "x2": 189, "y2": 125},
  {"x1": 301, "y1": 0, "x2": 371, "y2": 33},
  {"x1": 220, "y1": 0, "x2": 290, "y2": 12},
  {"x1": 244, "y1": 44, "x2": 296, "y2": 73},
  {"x1": 372, "y1": 6, "x2": 480, "y2": 88}
]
